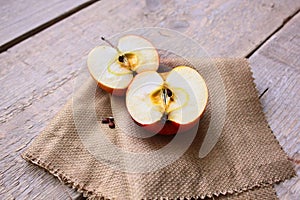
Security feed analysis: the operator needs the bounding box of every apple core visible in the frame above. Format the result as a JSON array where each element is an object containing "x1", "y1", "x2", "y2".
[
  {"x1": 87, "y1": 35, "x2": 159, "y2": 95},
  {"x1": 118, "y1": 53, "x2": 138, "y2": 70},
  {"x1": 126, "y1": 66, "x2": 208, "y2": 135}
]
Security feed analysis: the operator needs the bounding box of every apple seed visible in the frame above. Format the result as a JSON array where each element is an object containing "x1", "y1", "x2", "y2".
[
  {"x1": 166, "y1": 88, "x2": 173, "y2": 97},
  {"x1": 118, "y1": 55, "x2": 125, "y2": 63},
  {"x1": 108, "y1": 117, "x2": 114, "y2": 122},
  {"x1": 101, "y1": 118, "x2": 109, "y2": 124},
  {"x1": 109, "y1": 121, "x2": 115, "y2": 129}
]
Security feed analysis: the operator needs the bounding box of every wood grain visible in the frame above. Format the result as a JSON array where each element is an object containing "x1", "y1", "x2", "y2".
[
  {"x1": 0, "y1": 0, "x2": 97, "y2": 50},
  {"x1": 0, "y1": 0, "x2": 299, "y2": 198},
  {"x1": 249, "y1": 13, "x2": 300, "y2": 199}
]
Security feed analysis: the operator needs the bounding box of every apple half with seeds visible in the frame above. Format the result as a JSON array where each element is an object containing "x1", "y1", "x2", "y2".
[
  {"x1": 126, "y1": 66, "x2": 208, "y2": 135},
  {"x1": 87, "y1": 35, "x2": 159, "y2": 95}
]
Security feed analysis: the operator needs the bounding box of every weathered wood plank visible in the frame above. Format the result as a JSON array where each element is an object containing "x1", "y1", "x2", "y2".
[
  {"x1": 0, "y1": 82, "x2": 81, "y2": 199},
  {"x1": 0, "y1": 0, "x2": 299, "y2": 198},
  {"x1": 249, "y1": 13, "x2": 300, "y2": 199},
  {"x1": 0, "y1": 0, "x2": 98, "y2": 50}
]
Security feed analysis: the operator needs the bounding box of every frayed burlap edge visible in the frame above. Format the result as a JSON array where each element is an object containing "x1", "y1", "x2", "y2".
[
  {"x1": 22, "y1": 151, "x2": 295, "y2": 200},
  {"x1": 22, "y1": 58, "x2": 296, "y2": 199}
]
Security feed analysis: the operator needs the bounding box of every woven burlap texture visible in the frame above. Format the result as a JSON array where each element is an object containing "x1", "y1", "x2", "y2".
[{"x1": 22, "y1": 58, "x2": 295, "y2": 199}]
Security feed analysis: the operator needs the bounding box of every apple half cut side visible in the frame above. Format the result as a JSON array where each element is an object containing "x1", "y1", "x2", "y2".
[
  {"x1": 126, "y1": 66, "x2": 209, "y2": 135},
  {"x1": 87, "y1": 35, "x2": 159, "y2": 96}
]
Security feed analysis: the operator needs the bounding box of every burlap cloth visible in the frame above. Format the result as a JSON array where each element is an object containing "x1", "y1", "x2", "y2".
[{"x1": 22, "y1": 58, "x2": 295, "y2": 199}]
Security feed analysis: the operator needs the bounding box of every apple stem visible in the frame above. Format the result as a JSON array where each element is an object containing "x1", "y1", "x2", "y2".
[
  {"x1": 101, "y1": 37, "x2": 121, "y2": 53},
  {"x1": 161, "y1": 112, "x2": 168, "y2": 122}
]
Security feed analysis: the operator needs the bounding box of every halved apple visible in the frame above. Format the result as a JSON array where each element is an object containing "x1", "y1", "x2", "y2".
[
  {"x1": 87, "y1": 35, "x2": 159, "y2": 95},
  {"x1": 126, "y1": 66, "x2": 208, "y2": 135}
]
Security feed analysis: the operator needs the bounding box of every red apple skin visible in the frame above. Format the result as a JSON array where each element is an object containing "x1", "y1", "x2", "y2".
[
  {"x1": 135, "y1": 118, "x2": 198, "y2": 135},
  {"x1": 89, "y1": 35, "x2": 160, "y2": 96},
  {"x1": 88, "y1": 69, "x2": 128, "y2": 96},
  {"x1": 133, "y1": 101, "x2": 208, "y2": 135},
  {"x1": 97, "y1": 82, "x2": 126, "y2": 96},
  {"x1": 125, "y1": 66, "x2": 208, "y2": 135}
]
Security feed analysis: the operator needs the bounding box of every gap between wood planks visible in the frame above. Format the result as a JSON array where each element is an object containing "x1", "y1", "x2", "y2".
[
  {"x1": 0, "y1": 2, "x2": 298, "y2": 58},
  {"x1": 245, "y1": 9, "x2": 300, "y2": 58},
  {"x1": 0, "y1": 0, "x2": 100, "y2": 53},
  {"x1": 248, "y1": 8, "x2": 299, "y2": 98}
]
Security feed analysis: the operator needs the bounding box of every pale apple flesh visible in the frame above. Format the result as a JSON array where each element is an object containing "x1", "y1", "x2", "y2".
[
  {"x1": 87, "y1": 35, "x2": 159, "y2": 95},
  {"x1": 126, "y1": 66, "x2": 208, "y2": 135}
]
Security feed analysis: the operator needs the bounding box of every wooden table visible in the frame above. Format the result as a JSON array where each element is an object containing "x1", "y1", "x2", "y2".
[{"x1": 1, "y1": 0, "x2": 299, "y2": 199}]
